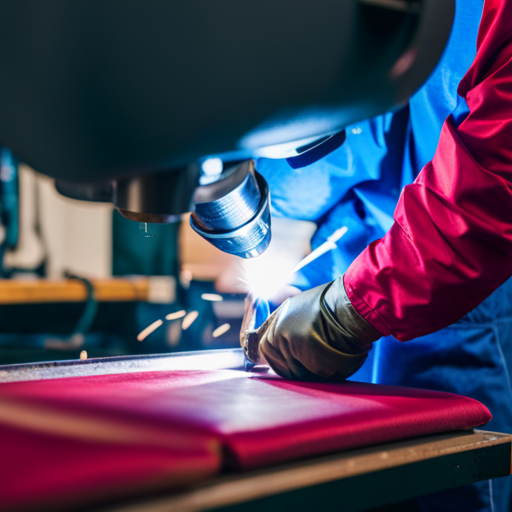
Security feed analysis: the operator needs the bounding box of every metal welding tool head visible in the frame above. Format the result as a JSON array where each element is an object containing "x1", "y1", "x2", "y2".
[
  {"x1": 190, "y1": 160, "x2": 271, "y2": 259},
  {"x1": 240, "y1": 292, "x2": 270, "y2": 371}
]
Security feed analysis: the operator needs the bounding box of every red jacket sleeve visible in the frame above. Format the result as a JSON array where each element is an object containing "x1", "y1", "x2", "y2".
[{"x1": 344, "y1": 0, "x2": 512, "y2": 341}]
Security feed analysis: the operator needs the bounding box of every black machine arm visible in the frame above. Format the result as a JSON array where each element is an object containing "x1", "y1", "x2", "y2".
[{"x1": 0, "y1": 0, "x2": 454, "y2": 257}]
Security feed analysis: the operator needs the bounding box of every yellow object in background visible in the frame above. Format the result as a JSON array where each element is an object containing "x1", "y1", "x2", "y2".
[{"x1": 0, "y1": 278, "x2": 149, "y2": 305}]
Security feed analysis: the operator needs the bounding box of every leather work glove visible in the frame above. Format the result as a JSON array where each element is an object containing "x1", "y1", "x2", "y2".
[{"x1": 245, "y1": 277, "x2": 382, "y2": 381}]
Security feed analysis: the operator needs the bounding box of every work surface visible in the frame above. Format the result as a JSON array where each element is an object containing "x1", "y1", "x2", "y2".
[
  {"x1": 100, "y1": 429, "x2": 512, "y2": 512},
  {"x1": 0, "y1": 350, "x2": 510, "y2": 511}
]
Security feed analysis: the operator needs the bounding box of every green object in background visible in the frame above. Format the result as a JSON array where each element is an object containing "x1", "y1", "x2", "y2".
[
  {"x1": 0, "y1": 147, "x2": 19, "y2": 249},
  {"x1": 112, "y1": 210, "x2": 180, "y2": 277},
  {"x1": 112, "y1": 210, "x2": 184, "y2": 354}
]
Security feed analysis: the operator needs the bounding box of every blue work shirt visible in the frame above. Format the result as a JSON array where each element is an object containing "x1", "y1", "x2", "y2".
[{"x1": 256, "y1": 0, "x2": 482, "y2": 291}]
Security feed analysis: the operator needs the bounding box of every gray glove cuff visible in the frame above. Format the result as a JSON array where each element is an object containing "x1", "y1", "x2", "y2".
[{"x1": 323, "y1": 277, "x2": 383, "y2": 351}]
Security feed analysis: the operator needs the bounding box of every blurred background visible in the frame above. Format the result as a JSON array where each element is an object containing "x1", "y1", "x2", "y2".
[{"x1": 0, "y1": 156, "x2": 315, "y2": 365}]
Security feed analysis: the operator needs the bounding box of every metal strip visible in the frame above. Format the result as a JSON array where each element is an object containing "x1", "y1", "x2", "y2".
[{"x1": 0, "y1": 348, "x2": 246, "y2": 383}]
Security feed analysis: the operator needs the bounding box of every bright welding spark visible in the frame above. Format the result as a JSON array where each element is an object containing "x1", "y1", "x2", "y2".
[
  {"x1": 182, "y1": 311, "x2": 199, "y2": 330},
  {"x1": 201, "y1": 293, "x2": 223, "y2": 302},
  {"x1": 212, "y1": 323, "x2": 231, "y2": 338},
  {"x1": 291, "y1": 226, "x2": 348, "y2": 274},
  {"x1": 242, "y1": 250, "x2": 297, "y2": 301},
  {"x1": 137, "y1": 319, "x2": 163, "y2": 341},
  {"x1": 165, "y1": 310, "x2": 187, "y2": 321}
]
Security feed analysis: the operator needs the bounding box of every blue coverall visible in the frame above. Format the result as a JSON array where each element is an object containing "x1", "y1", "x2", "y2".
[{"x1": 256, "y1": 1, "x2": 512, "y2": 510}]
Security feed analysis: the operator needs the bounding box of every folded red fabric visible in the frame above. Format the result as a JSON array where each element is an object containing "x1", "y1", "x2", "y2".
[{"x1": 0, "y1": 370, "x2": 492, "y2": 510}]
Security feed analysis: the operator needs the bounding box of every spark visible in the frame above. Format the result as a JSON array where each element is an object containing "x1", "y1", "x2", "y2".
[
  {"x1": 201, "y1": 293, "x2": 223, "y2": 302},
  {"x1": 166, "y1": 310, "x2": 187, "y2": 321},
  {"x1": 291, "y1": 226, "x2": 348, "y2": 274},
  {"x1": 137, "y1": 319, "x2": 163, "y2": 341},
  {"x1": 212, "y1": 323, "x2": 231, "y2": 338},
  {"x1": 182, "y1": 311, "x2": 199, "y2": 330}
]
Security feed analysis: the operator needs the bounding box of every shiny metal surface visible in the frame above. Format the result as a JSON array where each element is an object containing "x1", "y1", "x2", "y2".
[
  {"x1": 194, "y1": 171, "x2": 260, "y2": 231},
  {"x1": 114, "y1": 164, "x2": 201, "y2": 223},
  {"x1": 190, "y1": 161, "x2": 272, "y2": 258},
  {"x1": 0, "y1": 348, "x2": 246, "y2": 383},
  {"x1": 240, "y1": 292, "x2": 266, "y2": 366}
]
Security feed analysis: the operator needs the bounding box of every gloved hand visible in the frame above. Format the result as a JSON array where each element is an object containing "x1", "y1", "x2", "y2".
[{"x1": 250, "y1": 277, "x2": 382, "y2": 381}]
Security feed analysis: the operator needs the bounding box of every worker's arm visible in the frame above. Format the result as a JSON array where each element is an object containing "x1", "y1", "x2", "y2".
[
  {"x1": 344, "y1": 0, "x2": 512, "y2": 341},
  {"x1": 252, "y1": 0, "x2": 512, "y2": 380}
]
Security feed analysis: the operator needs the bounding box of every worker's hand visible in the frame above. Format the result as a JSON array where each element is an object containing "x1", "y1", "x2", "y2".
[
  {"x1": 254, "y1": 277, "x2": 382, "y2": 381},
  {"x1": 240, "y1": 286, "x2": 302, "y2": 363}
]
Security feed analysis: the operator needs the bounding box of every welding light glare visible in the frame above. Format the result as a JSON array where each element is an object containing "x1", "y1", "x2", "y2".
[
  {"x1": 242, "y1": 226, "x2": 348, "y2": 301},
  {"x1": 201, "y1": 293, "x2": 223, "y2": 302},
  {"x1": 242, "y1": 252, "x2": 296, "y2": 301},
  {"x1": 212, "y1": 323, "x2": 231, "y2": 338},
  {"x1": 137, "y1": 319, "x2": 163, "y2": 341},
  {"x1": 166, "y1": 310, "x2": 187, "y2": 321},
  {"x1": 201, "y1": 158, "x2": 223, "y2": 176},
  {"x1": 182, "y1": 311, "x2": 199, "y2": 330}
]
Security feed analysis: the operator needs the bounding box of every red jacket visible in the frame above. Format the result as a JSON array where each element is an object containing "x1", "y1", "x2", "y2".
[{"x1": 344, "y1": 0, "x2": 512, "y2": 341}]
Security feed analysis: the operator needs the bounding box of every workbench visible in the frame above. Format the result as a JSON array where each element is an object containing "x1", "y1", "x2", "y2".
[
  {"x1": 0, "y1": 277, "x2": 150, "y2": 305},
  {"x1": 99, "y1": 430, "x2": 511, "y2": 512},
  {"x1": 1, "y1": 350, "x2": 511, "y2": 512}
]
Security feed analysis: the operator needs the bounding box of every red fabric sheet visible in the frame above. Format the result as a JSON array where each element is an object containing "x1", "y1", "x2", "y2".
[
  {"x1": 344, "y1": 0, "x2": 512, "y2": 340},
  {"x1": 0, "y1": 370, "x2": 491, "y2": 510}
]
